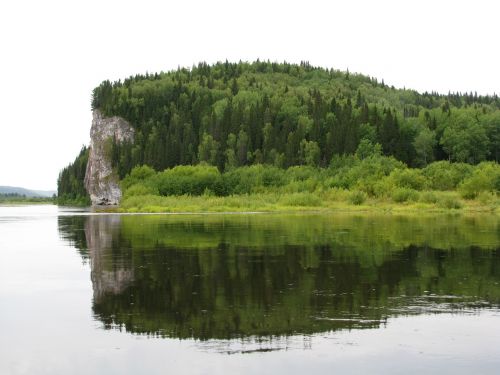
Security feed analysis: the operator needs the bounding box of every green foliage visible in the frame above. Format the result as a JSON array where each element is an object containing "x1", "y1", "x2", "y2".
[
  {"x1": 438, "y1": 196, "x2": 463, "y2": 209},
  {"x1": 117, "y1": 160, "x2": 500, "y2": 212},
  {"x1": 482, "y1": 111, "x2": 500, "y2": 162},
  {"x1": 440, "y1": 112, "x2": 490, "y2": 164},
  {"x1": 413, "y1": 127, "x2": 436, "y2": 166},
  {"x1": 422, "y1": 161, "x2": 473, "y2": 190},
  {"x1": 278, "y1": 192, "x2": 322, "y2": 207},
  {"x1": 299, "y1": 140, "x2": 320, "y2": 166},
  {"x1": 223, "y1": 164, "x2": 287, "y2": 194},
  {"x1": 477, "y1": 191, "x2": 498, "y2": 206},
  {"x1": 459, "y1": 162, "x2": 500, "y2": 199},
  {"x1": 121, "y1": 165, "x2": 156, "y2": 189},
  {"x1": 391, "y1": 188, "x2": 420, "y2": 203},
  {"x1": 198, "y1": 133, "x2": 219, "y2": 166},
  {"x1": 86, "y1": 61, "x2": 500, "y2": 182},
  {"x1": 349, "y1": 190, "x2": 367, "y2": 205},
  {"x1": 330, "y1": 155, "x2": 405, "y2": 195},
  {"x1": 57, "y1": 146, "x2": 91, "y2": 206},
  {"x1": 286, "y1": 165, "x2": 320, "y2": 181},
  {"x1": 419, "y1": 191, "x2": 438, "y2": 204},
  {"x1": 124, "y1": 183, "x2": 158, "y2": 197},
  {"x1": 156, "y1": 165, "x2": 224, "y2": 196},
  {"x1": 388, "y1": 168, "x2": 427, "y2": 191},
  {"x1": 355, "y1": 139, "x2": 382, "y2": 160},
  {"x1": 61, "y1": 61, "x2": 500, "y2": 200}
]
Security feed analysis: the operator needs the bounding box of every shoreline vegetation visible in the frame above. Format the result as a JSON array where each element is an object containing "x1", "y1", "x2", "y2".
[
  {"x1": 113, "y1": 195, "x2": 498, "y2": 214},
  {"x1": 106, "y1": 158, "x2": 499, "y2": 214},
  {"x1": 0, "y1": 194, "x2": 55, "y2": 205},
  {"x1": 56, "y1": 61, "x2": 500, "y2": 212}
]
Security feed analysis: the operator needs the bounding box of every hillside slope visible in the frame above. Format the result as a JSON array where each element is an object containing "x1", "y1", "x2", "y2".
[{"x1": 57, "y1": 61, "x2": 500, "y2": 204}]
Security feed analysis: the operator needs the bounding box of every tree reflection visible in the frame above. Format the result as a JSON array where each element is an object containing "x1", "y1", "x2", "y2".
[{"x1": 58, "y1": 213, "x2": 500, "y2": 340}]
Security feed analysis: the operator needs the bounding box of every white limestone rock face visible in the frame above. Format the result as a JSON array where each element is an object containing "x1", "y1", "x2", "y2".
[{"x1": 84, "y1": 110, "x2": 134, "y2": 205}]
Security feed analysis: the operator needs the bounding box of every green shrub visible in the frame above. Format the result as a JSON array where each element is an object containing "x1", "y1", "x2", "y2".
[
  {"x1": 349, "y1": 191, "x2": 367, "y2": 205},
  {"x1": 57, "y1": 194, "x2": 91, "y2": 206},
  {"x1": 329, "y1": 154, "x2": 358, "y2": 172},
  {"x1": 116, "y1": 160, "x2": 499, "y2": 213},
  {"x1": 369, "y1": 177, "x2": 396, "y2": 198},
  {"x1": 122, "y1": 165, "x2": 156, "y2": 189},
  {"x1": 222, "y1": 165, "x2": 288, "y2": 195},
  {"x1": 459, "y1": 162, "x2": 500, "y2": 199},
  {"x1": 423, "y1": 161, "x2": 473, "y2": 190},
  {"x1": 279, "y1": 192, "x2": 322, "y2": 207},
  {"x1": 347, "y1": 156, "x2": 405, "y2": 191},
  {"x1": 323, "y1": 175, "x2": 347, "y2": 189},
  {"x1": 326, "y1": 155, "x2": 404, "y2": 192},
  {"x1": 420, "y1": 191, "x2": 438, "y2": 204},
  {"x1": 124, "y1": 183, "x2": 158, "y2": 197},
  {"x1": 323, "y1": 188, "x2": 350, "y2": 202},
  {"x1": 224, "y1": 165, "x2": 263, "y2": 194},
  {"x1": 156, "y1": 165, "x2": 224, "y2": 196},
  {"x1": 202, "y1": 188, "x2": 215, "y2": 197},
  {"x1": 282, "y1": 178, "x2": 318, "y2": 193},
  {"x1": 261, "y1": 166, "x2": 287, "y2": 187},
  {"x1": 477, "y1": 191, "x2": 497, "y2": 205},
  {"x1": 357, "y1": 176, "x2": 393, "y2": 197},
  {"x1": 438, "y1": 196, "x2": 462, "y2": 209},
  {"x1": 388, "y1": 168, "x2": 427, "y2": 190},
  {"x1": 391, "y1": 188, "x2": 419, "y2": 203},
  {"x1": 286, "y1": 165, "x2": 320, "y2": 181}
]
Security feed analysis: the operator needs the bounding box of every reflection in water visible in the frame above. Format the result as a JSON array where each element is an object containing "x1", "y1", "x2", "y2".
[
  {"x1": 85, "y1": 216, "x2": 134, "y2": 302},
  {"x1": 58, "y1": 213, "x2": 500, "y2": 344}
]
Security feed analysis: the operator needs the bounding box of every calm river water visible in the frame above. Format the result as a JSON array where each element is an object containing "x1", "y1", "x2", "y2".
[{"x1": 1, "y1": 205, "x2": 499, "y2": 374}]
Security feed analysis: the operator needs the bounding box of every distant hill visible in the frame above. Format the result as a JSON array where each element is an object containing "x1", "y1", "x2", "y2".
[
  {"x1": 58, "y1": 60, "x2": 500, "y2": 203},
  {"x1": 0, "y1": 186, "x2": 56, "y2": 198}
]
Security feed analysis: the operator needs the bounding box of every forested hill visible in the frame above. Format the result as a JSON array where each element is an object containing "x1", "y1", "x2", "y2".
[{"x1": 58, "y1": 61, "x2": 500, "y2": 201}]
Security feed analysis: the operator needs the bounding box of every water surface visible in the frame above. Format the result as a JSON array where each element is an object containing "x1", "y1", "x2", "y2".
[{"x1": 1, "y1": 205, "x2": 499, "y2": 374}]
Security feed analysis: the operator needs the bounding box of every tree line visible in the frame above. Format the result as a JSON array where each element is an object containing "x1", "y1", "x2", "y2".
[
  {"x1": 57, "y1": 146, "x2": 90, "y2": 205},
  {"x1": 58, "y1": 60, "x2": 500, "y2": 201}
]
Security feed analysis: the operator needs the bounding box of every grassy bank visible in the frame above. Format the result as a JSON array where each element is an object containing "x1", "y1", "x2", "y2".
[
  {"x1": 115, "y1": 189, "x2": 498, "y2": 214},
  {"x1": 102, "y1": 156, "x2": 500, "y2": 214}
]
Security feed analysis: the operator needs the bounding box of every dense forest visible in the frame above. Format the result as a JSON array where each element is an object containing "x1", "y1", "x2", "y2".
[
  {"x1": 58, "y1": 60, "x2": 500, "y2": 203},
  {"x1": 57, "y1": 146, "x2": 90, "y2": 205}
]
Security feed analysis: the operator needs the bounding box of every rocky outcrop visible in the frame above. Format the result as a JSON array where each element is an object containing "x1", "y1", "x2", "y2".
[{"x1": 84, "y1": 110, "x2": 134, "y2": 205}]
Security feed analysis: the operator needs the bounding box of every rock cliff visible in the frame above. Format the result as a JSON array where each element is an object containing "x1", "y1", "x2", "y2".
[{"x1": 84, "y1": 110, "x2": 134, "y2": 205}]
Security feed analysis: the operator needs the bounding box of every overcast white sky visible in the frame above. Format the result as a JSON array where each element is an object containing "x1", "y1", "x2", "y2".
[{"x1": 0, "y1": 0, "x2": 498, "y2": 190}]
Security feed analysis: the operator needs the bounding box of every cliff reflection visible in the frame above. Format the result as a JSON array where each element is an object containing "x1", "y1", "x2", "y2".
[
  {"x1": 85, "y1": 216, "x2": 134, "y2": 302},
  {"x1": 58, "y1": 213, "x2": 500, "y2": 340}
]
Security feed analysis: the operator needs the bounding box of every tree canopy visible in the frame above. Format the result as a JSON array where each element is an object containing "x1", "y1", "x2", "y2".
[{"x1": 59, "y1": 60, "x2": 500, "y2": 200}]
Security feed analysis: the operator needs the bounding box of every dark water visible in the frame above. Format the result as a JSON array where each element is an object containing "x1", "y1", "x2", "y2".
[{"x1": 1, "y1": 205, "x2": 500, "y2": 374}]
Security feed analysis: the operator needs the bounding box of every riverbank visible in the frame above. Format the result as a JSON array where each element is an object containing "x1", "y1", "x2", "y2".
[
  {"x1": 103, "y1": 161, "x2": 499, "y2": 214},
  {"x1": 111, "y1": 190, "x2": 499, "y2": 214}
]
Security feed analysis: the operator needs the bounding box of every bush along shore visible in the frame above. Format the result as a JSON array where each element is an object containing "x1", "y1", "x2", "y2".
[{"x1": 110, "y1": 154, "x2": 499, "y2": 213}]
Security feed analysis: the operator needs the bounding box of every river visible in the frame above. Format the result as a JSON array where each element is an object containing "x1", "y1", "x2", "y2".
[{"x1": 1, "y1": 205, "x2": 499, "y2": 374}]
